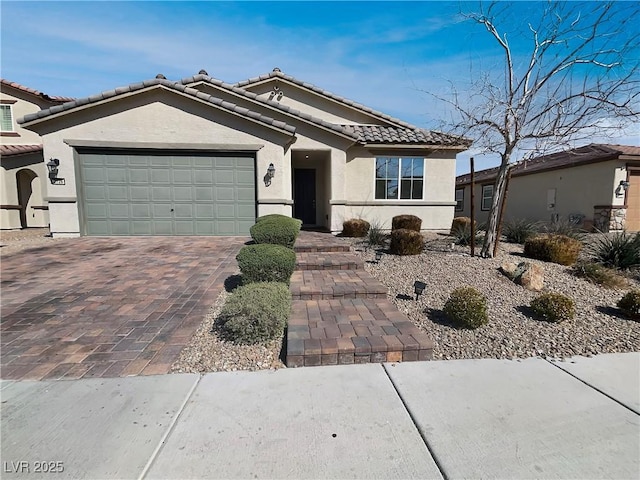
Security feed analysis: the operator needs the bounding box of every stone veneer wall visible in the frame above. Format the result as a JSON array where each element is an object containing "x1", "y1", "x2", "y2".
[{"x1": 593, "y1": 205, "x2": 626, "y2": 233}]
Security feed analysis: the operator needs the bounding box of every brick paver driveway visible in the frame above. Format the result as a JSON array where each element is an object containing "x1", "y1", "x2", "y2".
[{"x1": 1, "y1": 237, "x2": 245, "y2": 380}]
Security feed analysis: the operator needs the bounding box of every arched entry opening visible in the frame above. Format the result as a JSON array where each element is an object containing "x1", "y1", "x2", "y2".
[{"x1": 16, "y1": 169, "x2": 37, "y2": 228}]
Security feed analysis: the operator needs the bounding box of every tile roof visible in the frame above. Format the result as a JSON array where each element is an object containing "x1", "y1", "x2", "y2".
[
  {"x1": 456, "y1": 144, "x2": 640, "y2": 185},
  {"x1": 179, "y1": 74, "x2": 359, "y2": 141},
  {"x1": 342, "y1": 125, "x2": 469, "y2": 146},
  {"x1": 234, "y1": 68, "x2": 418, "y2": 130},
  {"x1": 1, "y1": 79, "x2": 74, "y2": 103},
  {"x1": 18, "y1": 78, "x2": 297, "y2": 135},
  {"x1": 0, "y1": 144, "x2": 43, "y2": 157}
]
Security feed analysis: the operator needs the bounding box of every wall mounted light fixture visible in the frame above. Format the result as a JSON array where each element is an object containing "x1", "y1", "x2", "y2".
[
  {"x1": 264, "y1": 163, "x2": 276, "y2": 187},
  {"x1": 615, "y1": 180, "x2": 630, "y2": 198},
  {"x1": 46, "y1": 158, "x2": 65, "y2": 185}
]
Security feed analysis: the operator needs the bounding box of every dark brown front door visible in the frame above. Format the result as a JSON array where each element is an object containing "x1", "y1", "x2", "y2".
[{"x1": 294, "y1": 169, "x2": 316, "y2": 225}]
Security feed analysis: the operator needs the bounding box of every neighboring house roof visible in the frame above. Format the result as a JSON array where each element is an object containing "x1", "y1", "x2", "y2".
[
  {"x1": 0, "y1": 144, "x2": 43, "y2": 157},
  {"x1": 179, "y1": 74, "x2": 360, "y2": 141},
  {"x1": 234, "y1": 68, "x2": 418, "y2": 130},
  {"x1": 343, "y1": 124, "x2": 469, "y2": 146},
  {"x1": 0, "y1": 78, "x2": 74, "y2": 104},
  {"x1": 456, "y1": 144, "x2": 640, "y2": 186},
  {"x1": 18, "y1": 78, "x2": 297, "y2": 136}
]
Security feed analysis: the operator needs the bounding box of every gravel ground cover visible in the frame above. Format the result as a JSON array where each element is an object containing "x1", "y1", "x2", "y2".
[
  {"x1": 0, "y1": 228, "x2": 59, "y2": 256},
  {"x1": 171, "y1": 290, "x2": 286, "y2": 373},
  {"x1": 350, "y1": 233, "x2": 640, "y2": 361}
]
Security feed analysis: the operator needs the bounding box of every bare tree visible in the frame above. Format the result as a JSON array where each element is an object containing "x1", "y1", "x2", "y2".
[{"x1": 436, "y1": 1, "x2": 640, "y2": 257}]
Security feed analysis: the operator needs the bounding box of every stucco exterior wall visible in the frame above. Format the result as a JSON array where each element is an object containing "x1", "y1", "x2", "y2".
[
  {"x1": 456, "y1": 159, "x2": 625, "y2": 226},
  {"x1": 338, "y1": 148, "x2": 457, "y2": 230},
  {"x1": 239, "y1": 80, "x2": 387, "y2": 125},
  {"x1": 0, "y1": 152, "x2": 49, "y2": 229}
]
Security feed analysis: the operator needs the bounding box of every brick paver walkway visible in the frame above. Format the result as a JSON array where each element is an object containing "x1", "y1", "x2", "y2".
[
  {"x1": 288, "y1": 232, "x2": 433, "y2": 367},
  {"x1": 1, "y1": 237, "x2": 245, "y2": 380}
]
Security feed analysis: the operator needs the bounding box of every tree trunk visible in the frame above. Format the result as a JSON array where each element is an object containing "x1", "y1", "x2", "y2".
[{"x1": 480, "y1": 158, "x2": 511, "y2": 258}]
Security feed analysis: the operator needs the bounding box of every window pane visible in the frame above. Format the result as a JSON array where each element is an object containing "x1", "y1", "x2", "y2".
[
  {"x1": 412, "y1": 158, "x2": 424, "y2": 178},
  {"x1": 0, "y1": 106, "x2": 12, "y2": 131},
  {"x1": 387, "y1": 158, "x2": 399, "y2": 180},
  {"x1": 375, "y1": 158, "x2": 386, "y2": 179},
  {"x1": 401, "y1": 158, "x2": 413, "y2": 178},
  {"x1": 412, "y1": 180, "x2": 423, "y2": 199},
  {"x1": 400, "y1": 179, "x2": 412, "y2": 199},
  {"x1": 375, "y1": 180, "x2": 386, "y2": 199},
  {"x1": 387, "y1": 180, "x2": 398, "y2": 199}
]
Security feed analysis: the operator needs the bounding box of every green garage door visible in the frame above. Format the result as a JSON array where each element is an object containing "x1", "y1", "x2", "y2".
[{"x1": 78, "y1": 150, "x2": 256, "y2": 235}]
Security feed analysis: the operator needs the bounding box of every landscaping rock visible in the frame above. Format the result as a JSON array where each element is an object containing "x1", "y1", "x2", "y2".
[{"x1": 501, "y1": 261, "x2": 544, "y2": 291}]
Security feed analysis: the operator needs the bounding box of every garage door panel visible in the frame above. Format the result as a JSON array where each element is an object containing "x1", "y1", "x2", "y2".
[
  {"x1": 129, "y1": 169, "x2": 149, "y2": 183},
  {"x1": 85, "y1": 185, "x2": 107, "y2": 201},
  {"x1": 172, "y1": 169, "x2": 192, "y2": 184},
  {"x1": 79, "y1": 151, "x2": 256, "y2": 236},
  {"x1": 109, "y1": 204, "x2": 129, "y2": 218},
  {"x1": 108, "y1": 186, "x2": 129, "y2": 201}
]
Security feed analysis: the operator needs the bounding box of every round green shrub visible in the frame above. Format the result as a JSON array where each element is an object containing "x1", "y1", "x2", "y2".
[
  {"x1": 219, "y1": 282, "x2": 291, "y2": 344},
  {"x1": 256, "y1": 214, "x2": 291, "y2": 223},
  {"x1": 530, "y1": 292, "x2": 575, "y2": 323},
  {"x1": 342, "y1": 218, "x2": 371, "y2": 237},
  {"x1": 392, "y1": 214, "x2": 422, "y2": 232},
  {"x1": 250, "y1": 216, "x2": 302, "y2": 248},
  {"x1": 617, "y1": 289, "x2": 640, "y2": 320},
  {"x1": 524, "y1": 234, "x2": 582, "y2": 266},
  {"x1": 236, "y1": 244, "x2": 296, "y2": 285},
  {"x1": 389, "y1": 228, "x2": 424, "y2": 255},
  {"x1": 443, "y1": 287, "x2": 488, "y2": 329}
]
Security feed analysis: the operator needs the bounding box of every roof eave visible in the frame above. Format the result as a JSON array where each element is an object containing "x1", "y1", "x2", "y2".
[{"x1": 362, "y1": 143, "x2": 469, "y2": 151}]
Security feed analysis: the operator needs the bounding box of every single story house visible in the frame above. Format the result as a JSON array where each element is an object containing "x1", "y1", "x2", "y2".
[
  {"x1": 455, "y1": 144, "x2": 640, "y2": 232},
  {"x1": 0, "y1": 79, "x2": 73, "y2": 229},
  {"x1": 18, "y1": 69, "x2": 469, "y2": 237}
]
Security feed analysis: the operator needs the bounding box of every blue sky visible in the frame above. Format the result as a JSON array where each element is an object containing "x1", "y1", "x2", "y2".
[{"x1": 2, "y1": 1, "x2": 638, "y2": 175}]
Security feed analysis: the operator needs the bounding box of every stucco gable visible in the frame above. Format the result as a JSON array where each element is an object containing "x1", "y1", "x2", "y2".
[
  {"x1": 18, "y1": 79, "x2": 296, "y2": 137},
  {"x1": 234, "y1": 68, "x2": 417, "y2": 129},
  {"x1": 180, "y1": 74, "x2": 360, "y2": 142}
]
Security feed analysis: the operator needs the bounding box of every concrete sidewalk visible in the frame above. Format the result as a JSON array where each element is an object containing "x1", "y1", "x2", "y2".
[{"x1": 2, "y1": 353, "x2": 639, "y2": 479}]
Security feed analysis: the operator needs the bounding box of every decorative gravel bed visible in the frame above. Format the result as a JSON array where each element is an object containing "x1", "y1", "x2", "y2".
[
  {"x1": 0, "y1": 228, "x2": 60, "y2": 256},
  {"x1": 171, "y1": 290, "x2": 286, "y2": 373},
  {"x1": 350, "y1": 233, "x2": 640, "y2": 361}
]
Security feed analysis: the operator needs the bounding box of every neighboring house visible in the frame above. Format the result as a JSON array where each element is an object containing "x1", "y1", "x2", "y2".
[
  {"x1": 0, "y1": 79, "x2": 74, "y2": 229},
  {"x1": 17, "y1": 69, "x2": 469, "y2": 237},
  {"x1": 455, "y1": 144, "x2": 640, "y2": 232}
]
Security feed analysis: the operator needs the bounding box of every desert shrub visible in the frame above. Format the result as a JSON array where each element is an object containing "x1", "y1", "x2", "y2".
[
  {"x1": 219, "y1": 282, "x2": 291, "y2": 344},
  {"x1": 450, "y1": 217, "x2": 474, "y2": 235},
  {"x1": 342, "y1": 218, "x2": 370, "y2": 237},
  {"x1": 367, "y1": 219, "x2": 387, "y2": 247},
  {"x1": 588, "y1": 231, "x2": 640, "y2": 270},
  {"x1": 617, "y1": 290, "x2": 640, "y2": 320},
  {"x1": 443, "y1": 287, "x2": 488, "y2": 329},
  {"x1": 389, "y1": 228, "x2": 424, "y2": 255},
  {"x1": 236, "y1": 244, "x2": 296, "y2": 285},
  {"x1": 451, "y1": 222, "x2": 484, "y2": 246},
  {"x1": 503, "y1": 219, "x2": 541, "y2": 244},
  {"x1": 524, "y1": 234, "x2": 582, "y2": 266},
  {"x1": 571, "y1": 261, "x2": 628, "y2": 289},
  {"x1": 256, "y1": 214, "x2": 292, "y2": 223},
  {"x1": 530, "y1": 292, "x2": 575, "y2": 323},
  {"x1": 392, "y1": 215, "x2": 422, "y2": 232},
  {"x1": 542, "y1": 218, "x2": 585, "y2": 240},
  {"x1": 250, "y1": 216, "x2": 302, "y2": 248}
]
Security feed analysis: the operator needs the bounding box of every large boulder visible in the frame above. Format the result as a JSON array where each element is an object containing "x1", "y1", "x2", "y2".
[{"x1": 500, "y1": 261, "x2": 544, "y2": 291}]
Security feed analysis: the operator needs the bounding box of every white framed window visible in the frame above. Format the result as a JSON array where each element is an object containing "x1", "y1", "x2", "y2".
[
  {"x1": 375, "y1": 157, "x2": 424, "y2": 200},
  {"x1": 455, "y1": 188, "x2": 464, "y2": 211},
  {"x1": 481, "y1": 184, "x2": 494, "y2": 211},
  {"x1": 1, "y1": 105, "x2": 14, "y2": 132}
]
